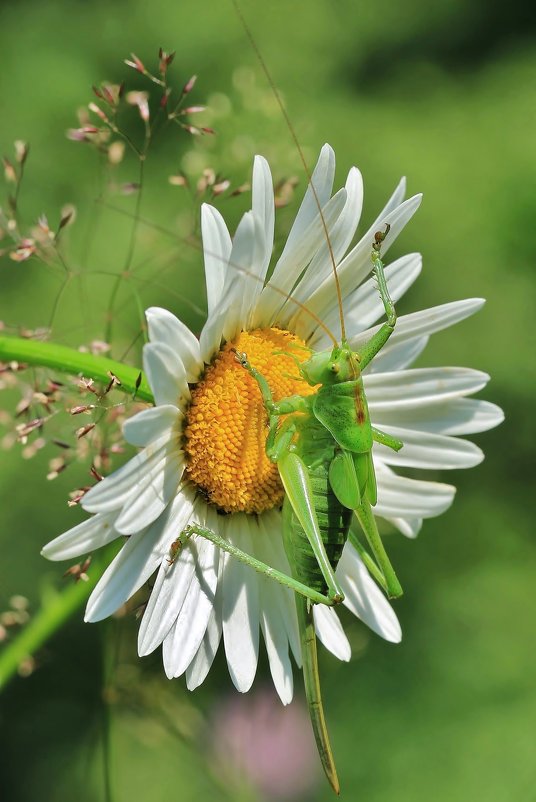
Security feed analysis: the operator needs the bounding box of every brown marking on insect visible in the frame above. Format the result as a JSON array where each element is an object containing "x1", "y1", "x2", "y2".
[{"x1": 354, "y1": 386, "x2": 366, "y2": 425}]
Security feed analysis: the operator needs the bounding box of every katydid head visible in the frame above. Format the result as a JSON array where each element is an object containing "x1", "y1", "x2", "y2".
[{"x1": 300, "y1": 341, "x2": 361, "y2": 386}]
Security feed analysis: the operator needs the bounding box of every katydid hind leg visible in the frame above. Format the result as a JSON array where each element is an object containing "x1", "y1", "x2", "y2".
[
  {"x1": 297, "y1": 594, "x2": 341, "y2": 795},
  {"x1": 365, "y1": 450, "x2": 377, "y2": 506},
  {"x1": 278, "y1": 451, "x2": 345, "y2": 604},
  {"x1": 181, "y1": 521, "x2": 337, "y2": 606}
]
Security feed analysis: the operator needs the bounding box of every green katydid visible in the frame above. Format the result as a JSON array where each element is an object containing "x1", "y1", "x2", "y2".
[{"x1": 180, "y1": 224, "x2": 403, "y2": 795}]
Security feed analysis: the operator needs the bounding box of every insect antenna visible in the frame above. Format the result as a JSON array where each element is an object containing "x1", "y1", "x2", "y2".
[
  {"x1": 231, "y1": 0, "x2": 347, "y2": 345},
  {"x1": 92, "y1": 198, "x2": 340, "y2": 347}
]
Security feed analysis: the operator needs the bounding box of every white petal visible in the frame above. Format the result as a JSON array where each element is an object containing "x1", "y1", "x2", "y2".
[
  {"x1": 185, "y1": 563, "x2": 224, "y2": 690},
  {"x1": 41, "y1": 511, "x2": 120, "y2": 561},
  {"x1": 374, "y1": 469, "x2": 455, "y2": 519},
  {"x1": 373, "y1": 426, "x2": 484, "y2": 469},
  {"x1": 143, "y1": 342, "x2": 190, "y2": 407},
  {"x1": 201, "y1": 203, "x2": 232, "y2": 316},
  {"x1": 252, "y1": 154, "x2": 274, "y2": 280},
  {"x1": 365, "y1": 367, "x2": 490, "y2": 410},
  {"x1": 323, "y1": 252, "x2": 422, "y2": 337},
  {"x1": 162, "y1": 527, "x2": 219, "y2": 679},
  {"x1": 255, "y1": 525, "x2": 294, "y2": 704},
  {"x1": 383, "y1": 515, "x2": 423, "y2": 539},
  {"x1": 337, "y1": 192, "x2": 422, "y2": 291},
  {"x1": 364, "y1": 335, "x2": 429, "y2": 374},
  {"x1": 199, "y1": 210, "x2": 262, "y2": 361},
  {"x1": 86, "y1": 489, "x2": 195, "y2": 623},
  {"x1": 349, "y1": 298, "x2": 486, "y2": 352},
  {"x1": 254, "y1": 189, "x2": 347, "y2": 327},
  {"x1": 222, "y1": 517, "x2": 260, "y2": 692},
  {"x1": 304, "y1": 194, "x2": 422, "y2": 343},
  {"x1": 114, "y1": 451, "x2": 184, "y2": 535},
  {"x1": 237, "y1": 212, "x2": 272, "y2": 333},
  {"x1": 138, "y1": 533, "x2": 197, "y2": 655},
  {"x1": 285, "y1": 166, "x2": 364, "y2": 312},
  {"x1": 313, "y1": 605, "x2": 351, "y2": 661},
  {"x1": 372, "y1": 398, "x2": 505, "y2": 436},
  {"x1": 281, "y1": 144, "x2": 335, "y2": 257},
  {"x1": 377, "y1": 175, "x2": 407, "y2": 215},
  {"x1": 338, "y1": 543, "x2": 401, "y2": 643},
  {"x1": 85, "y1": 531, "x2": 156, "y2": 622},
  {"x1": 222, "y1": 211, "x2": 262, "y2": 339},
  {"x1": 122, "y1": 404, "x2": 180, "y2": 448},
  {"x1": 86, "y1": 539, "x2": 146, "y2": 623},
  {"x1": 308, "y1": 174, "x2": 407, "y2": 335},
  {"x1": 82, "y1": 434, "x2": 171, "y2": 514},
  {"x1": 259, "y1": 598, "x2": 294, "y2": 705},
  {"x1": 184, "y1": 606, "x2": 222, "y2": 690},
  {"x1": 258, "y1": 511, "x2": 301, "y2": 667},
  {"x1": 145, "y1": 307, "x2": 201, "y2": 383}
]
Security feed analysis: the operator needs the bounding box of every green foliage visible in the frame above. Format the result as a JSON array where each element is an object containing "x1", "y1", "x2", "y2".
[{"x1": 0, "y1": 0, "x2": 533, "y2": 800}]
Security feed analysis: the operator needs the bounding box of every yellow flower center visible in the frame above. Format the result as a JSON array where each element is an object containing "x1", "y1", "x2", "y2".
[{"x1": 184, "y1": 328, "x2": 314, "y2": 514}]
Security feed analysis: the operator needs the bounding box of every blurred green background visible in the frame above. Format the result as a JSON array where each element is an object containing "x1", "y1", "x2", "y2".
[{"x1": 0, "y1": 0, "x2": 534, "y2": 800}]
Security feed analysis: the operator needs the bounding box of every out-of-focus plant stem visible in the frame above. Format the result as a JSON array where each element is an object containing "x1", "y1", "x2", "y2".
[
  {"x1": 0, "y1": 336, "x2": 154, "y2": 403},
  {"x1": 0, "y1": 565, "x2": 103, "y2": 691}
]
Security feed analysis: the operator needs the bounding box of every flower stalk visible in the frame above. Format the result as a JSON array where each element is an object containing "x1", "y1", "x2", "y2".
[
  {"x1": 0, "y1": 564, "x2": 103, "y2": 690},
  {"x1": 0, "y1": 336, "x2": 154, "y2": 403}
]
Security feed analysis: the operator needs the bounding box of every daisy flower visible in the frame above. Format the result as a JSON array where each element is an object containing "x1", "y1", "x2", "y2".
[{"x1": 41, "y1": 145, "x2": 503, "y2": 703}]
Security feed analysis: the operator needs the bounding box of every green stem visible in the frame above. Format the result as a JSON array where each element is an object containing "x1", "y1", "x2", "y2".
[
  {"x1": 0, "y1": 336, "x2": 154, "y2": 403},
  {"x1": 102, "y1": 620, "x2": 119, "y2": 802},
  {"x1": 0, "y1": 567, "x2": 102, "y2": 690}
]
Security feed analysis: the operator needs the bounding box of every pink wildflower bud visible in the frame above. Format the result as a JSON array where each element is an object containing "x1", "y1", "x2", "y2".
[
  {"x1": 59, "y1": 205, "x2": 76, "y2": 231},
  {"x1": 2, "y1": 158, "x2": 17, "y2": 183},
  {"x1": 182, "y1": 74, "x2": 197, "y2": 95},
  {"x1": 90, "y1": 465, "x2": 103, "y2": 482},
  {"x1": 76, "y1": 423, "x2": 95, "y2": 439},
  {"x1": 14, "y1": 140, "x2": 29, "y2": 165},
  {"x1": 158, "y1": 48, "x2": 175, "y2": 75},
  {"x1": 16, "y1": 417, "x2": 44, "y2": 439},
  {"x1": 10, "y1": 239, "x2": 37, "y2": 262},
  {"x1": 168, "y1": 173, "x2": 189, "y2": 187},
  {"x1": 88, "y1": 102, "x2": 110, "y2": 123},
  {"x1": 212, "y1": 179, "x2": 231, "y2": 196},
  {"x1": 181, "y1": 123, "x2": 201, "y2": 136},
  {"x1": 124, "y1": 53, "x2": 145, "y2": 73},
  {"x1": 70, "y1": 404, "x2": 96, "y2": 415},
  {"x1": 181, "y1": 106, "x2": 206, "y2": 115},
  {"x1": 126, "y1": 90, "x2": 150, "y2": 122}
]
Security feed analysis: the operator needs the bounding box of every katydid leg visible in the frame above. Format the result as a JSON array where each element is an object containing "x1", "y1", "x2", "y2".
[
  {"x1": 348, "y1": 528, "x2": 388, "y2": 593},
  {"x1": 181, "y1": 522, "x2": 339, "y2": 606},
  {"x1": 234, "y1": 349, "x2": 309, "y2": 459},
  {"x1": 371, "y1": 426, "x2": 403, "y2": 452},
  {"x1": 278, "y1": 451, "x2": 345, "y2": 604},
  {"x1": 358, "y1": 229, "x2": 398, "y2": 370},
  {"x1": 234, "y1": 349, "x2": 344, "y2": 602}
]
